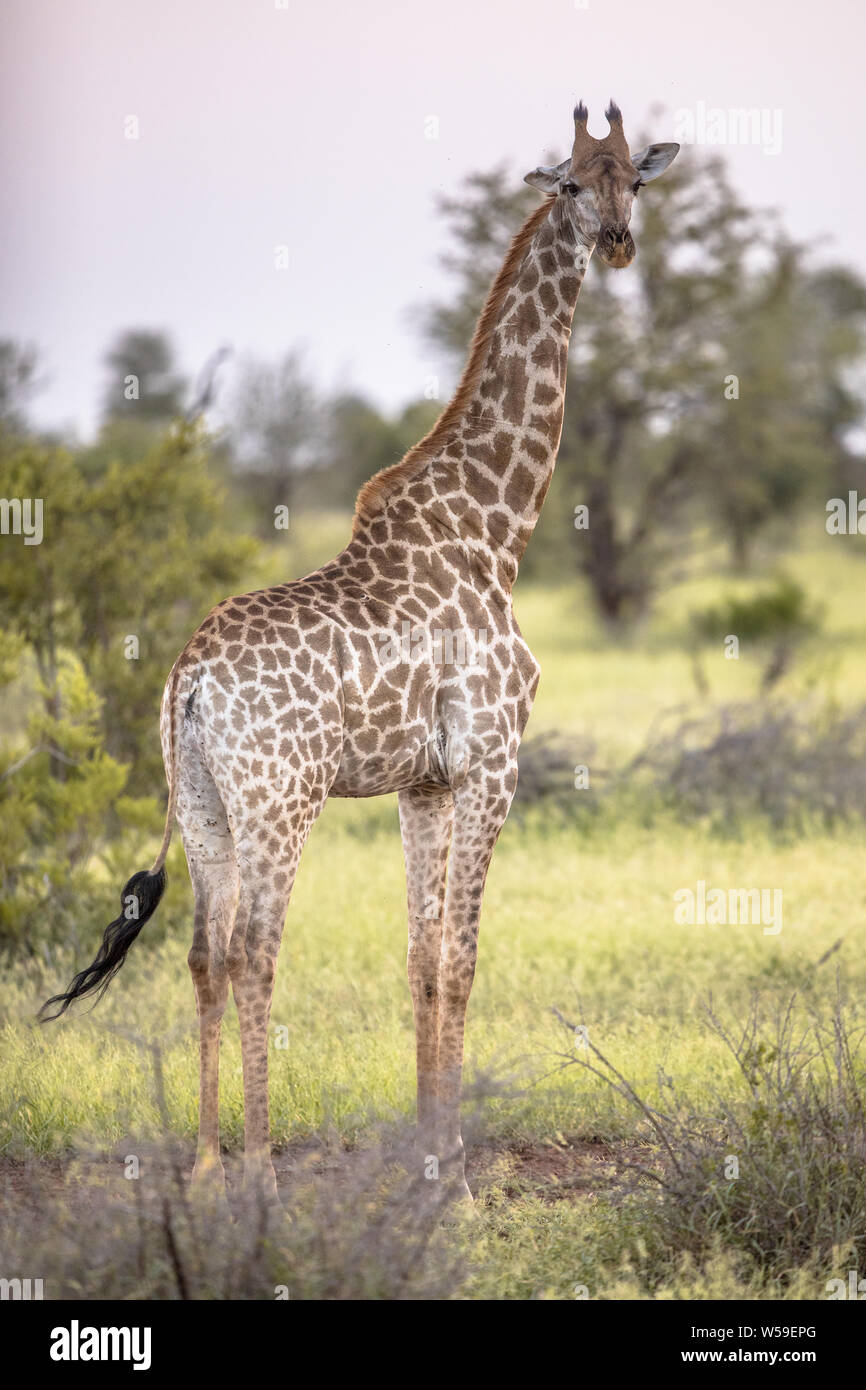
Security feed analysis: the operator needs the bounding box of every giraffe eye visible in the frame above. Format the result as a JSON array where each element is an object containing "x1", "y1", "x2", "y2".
[
  {"x1": 562, "y1": 181, "x2": 580, "y2": 197},
  {"x1": 632, "y1": 180, "x2": 642, "y2": 194}
]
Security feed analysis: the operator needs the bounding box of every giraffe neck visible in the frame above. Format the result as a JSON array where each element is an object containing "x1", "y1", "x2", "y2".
[
  {"x1": 432, "y1": 198, "x2": 593, "y2": 587},
  {"x1": 351, "y1": 197, "x2": 593, "y2": 595}
]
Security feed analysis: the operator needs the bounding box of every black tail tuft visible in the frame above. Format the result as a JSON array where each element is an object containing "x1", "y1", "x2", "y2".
[{"x1": 38, "y1": 867, "x2": 166, "y2": 1022}]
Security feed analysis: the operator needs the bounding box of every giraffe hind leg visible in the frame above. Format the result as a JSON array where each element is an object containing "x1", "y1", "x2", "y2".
[
  {"x1": 175, "y1": 739, "x2": 239, "y2": 1198},
  {"x1": 226, "y1": 794, "x2": 329, "y2": 1205}
]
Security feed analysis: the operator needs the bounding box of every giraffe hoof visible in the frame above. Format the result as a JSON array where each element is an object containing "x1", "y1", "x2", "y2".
[
  {"x1": 240, "y1": 1165, "x2": 282, "y2": 1210},
  {"x1": 189, "y1": 1161, "x2": 233, "y2": 1222},
  {"x1": 438, "y1": 1178, "x2": 476, "y2": 1225},
  {"x1": 190, "y1": 1157, "x2": 227, "y2": 1192}
]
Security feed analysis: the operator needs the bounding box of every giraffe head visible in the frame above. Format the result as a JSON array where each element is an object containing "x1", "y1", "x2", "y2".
[{"x1": 525, "y1": 101, "x2": 679, "y2": 268}]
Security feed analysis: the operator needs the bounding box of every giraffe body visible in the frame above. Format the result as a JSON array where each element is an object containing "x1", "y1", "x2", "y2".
[
  {"x1": 167, "y1": 512, "x2": 541, "y2": 1197},
  {"x1": 41, "y1": 102, "x2": 680, "y2": 1206}
]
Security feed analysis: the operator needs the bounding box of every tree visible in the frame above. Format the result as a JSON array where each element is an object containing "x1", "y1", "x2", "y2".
[
  {"x1": 0, "y1": 423, "x2": 256, "y2": 795},
  {"x1": 222, "y1": 350, "x2": 322, "y2": 533},
  {"x1": 101, "y1": 329, "x2": 187, "y2": 427},
  {"x1": 0, "y1": 653, "x2": 129, "y2": 949},
  {"x1": 698, "y1": 248, "x2": 866, "y2": 567},
  {"x1": 0, "y1": 340, "x2": 43, "y2": 435},
  {"x1": 308, "y1": 392, "x2": 440, "y2": 511},
  {"x1": 785, "y1": 265, "x2": 866, "y2": 502}
]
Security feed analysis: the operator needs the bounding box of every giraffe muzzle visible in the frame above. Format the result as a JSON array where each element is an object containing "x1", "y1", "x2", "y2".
[{"x1": 598, "y1": 226, "x2": 635, "y2": 269}]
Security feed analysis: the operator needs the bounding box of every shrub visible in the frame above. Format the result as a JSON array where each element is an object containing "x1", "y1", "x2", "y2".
[
  {"x1": 558, "y1": 989, "x2": 866, "y2": 1286},
  {"x1": 629, "y1": 700, "x2": 866, "y2": 833}
]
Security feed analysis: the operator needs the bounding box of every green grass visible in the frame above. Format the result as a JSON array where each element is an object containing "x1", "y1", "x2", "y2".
[
  {"x1": 517, "y1": 533, "x2": 866, "y2": 752},
  {"x1": 3, "y1": 524, "x2": 866, "y2": 1298},
  {"x1": 3, "y1": 813, "x2": 864, "y2": 1158}
]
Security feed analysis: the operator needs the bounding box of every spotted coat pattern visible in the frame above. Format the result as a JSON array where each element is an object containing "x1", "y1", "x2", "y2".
[{"x1": 158, "y1": 188, "x2": 596, "y2": 1205}]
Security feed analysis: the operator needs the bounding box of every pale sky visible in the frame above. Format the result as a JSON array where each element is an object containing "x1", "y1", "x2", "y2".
[{"x1": 2, "y1": 0, "x2": 863, "y2": 440}]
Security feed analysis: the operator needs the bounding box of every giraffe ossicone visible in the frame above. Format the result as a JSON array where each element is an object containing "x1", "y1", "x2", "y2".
[{"x1": 40, "y1": 103, "x2": 680, "y2": 1208}]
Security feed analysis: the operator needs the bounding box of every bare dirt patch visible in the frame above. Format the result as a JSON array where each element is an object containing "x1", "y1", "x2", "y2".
[
  {"x1": 0, "y1": 1135, "x2": 648, "y2": 1213},
  {"x1": 467, "y1": 1136, "x2": 651, "y2": 1202}
]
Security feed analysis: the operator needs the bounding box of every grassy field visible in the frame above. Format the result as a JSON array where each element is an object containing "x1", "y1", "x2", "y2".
[{"x1": 2, "y1": 528, "x2": 866, "y2": 1299}]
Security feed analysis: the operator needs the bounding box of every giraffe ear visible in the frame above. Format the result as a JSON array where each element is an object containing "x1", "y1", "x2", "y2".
[
  {"x1": 524, "y1": 159, "x2": 570, "y2": 192},
  {"x1": 630, "y1": 142, "x2": 680, "y2": 182}
]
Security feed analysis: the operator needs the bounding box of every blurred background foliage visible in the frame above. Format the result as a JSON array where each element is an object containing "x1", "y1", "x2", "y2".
[{"x1": 1, "y1": 142, "x2": 866, "y2": 956}]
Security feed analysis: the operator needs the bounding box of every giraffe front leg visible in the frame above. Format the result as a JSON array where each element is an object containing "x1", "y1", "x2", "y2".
[
  {"x1": 398, "y1": 787, "x2": 454, "y2": 1160},
  {"x1": 435, "y1": 765, "x2": 515, "y2": 1207}
]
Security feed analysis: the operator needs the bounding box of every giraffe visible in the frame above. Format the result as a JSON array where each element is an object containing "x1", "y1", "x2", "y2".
[{"x1": 40, "y1": 102, "x2": 679, "y2": 1207}]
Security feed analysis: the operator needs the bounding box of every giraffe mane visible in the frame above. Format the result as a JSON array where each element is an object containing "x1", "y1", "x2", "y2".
[{"x1": 352, "y1": 194, "x2": 555, "y2": 532}]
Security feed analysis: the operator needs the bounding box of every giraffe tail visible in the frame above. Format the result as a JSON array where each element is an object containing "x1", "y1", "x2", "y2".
[
  {"x1": 38, "y1": 669, "x2": 182, "y2": 1024},
  {"x1": 38, "y1": 868, "x2": 167, "y2": 1022}
]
